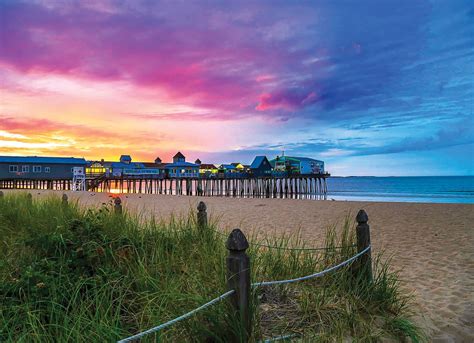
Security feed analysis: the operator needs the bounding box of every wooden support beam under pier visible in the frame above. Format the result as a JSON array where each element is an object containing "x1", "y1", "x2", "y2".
[{"x1": 0, "y1": 174, "x2": 329, "y2": 199}]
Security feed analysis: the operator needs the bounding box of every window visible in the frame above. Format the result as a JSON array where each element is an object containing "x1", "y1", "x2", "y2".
[
  {"x1": 9, "y1": 165, "x2": 18, "y2": 173},
  {"x1": 44, "y1": 167, "x2": 51, "y2": 173},
  {"x1": 33, "y1": 166, "x2": 42, "y2": 173},
  {"x1": 22, "y1": 165, "x2": 29, "y2": 173}
]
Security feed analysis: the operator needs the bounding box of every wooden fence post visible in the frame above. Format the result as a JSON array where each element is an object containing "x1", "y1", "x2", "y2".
[
  {"x1": 62, "y1": 193, "x2": 68, "y2": 206},
  {"x1": 114, "y1": 197, "x2": 122, "y2": 214},
  {"x1": 0, "y1": 190, "x2": 3, "y2": 198},
  {"x1": 226, "y1": 228, "x2": 251, "y2": 342},
  {"x1": 27, "y1": 193, "x2": 32, "y2": 204},
  {"x1": 356, "y1": 209, "x2": 372, "y2": 283},
  {"x1": 197, "y1": 201, "x2": 207, "y2": 230}
]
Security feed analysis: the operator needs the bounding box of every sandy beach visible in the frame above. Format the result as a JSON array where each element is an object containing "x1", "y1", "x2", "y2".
[{"x1": 4, "y1": 190, "x2": 473, "y2": 342}]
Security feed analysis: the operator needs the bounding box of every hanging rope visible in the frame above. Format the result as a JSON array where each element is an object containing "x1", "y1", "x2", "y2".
[{"x1": 252, "y1": 246, "x2": 370, "y2": 287}]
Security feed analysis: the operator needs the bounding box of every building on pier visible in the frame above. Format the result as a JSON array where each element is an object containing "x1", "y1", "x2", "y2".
[
  {"x1": 86, "y1": 160, "x2": 107, "y2": 177},
  {"x1": 218, "y1": 163, "x2": 248, "y2": 178},
  {"x1": 220, "y1": 164, "x2": 237, "y2": 173},
  {"x1": 119, "y1": 155, "x2": 132, "y2": 164},
  {"x1": 249, "y1": 156, "x2": 272, "y2": 177},
  {"x1": 141, "y1": 162, "x2": 167, "y2": 176},
  {"x1": 87, "y1": 155, "x2": 168, "y2": 178},
  {"x1": 112, "y1": 164, "x2": 164, "y2": 177},
  {"x1": 270, "y1": 156, "x2": 325, "y2": 175},
  {"x1": 0, "y1": 156, "x2": 86, "y2": 180},
  {"x1": 107, "y1": 155, "x2": 165, "y2": 177},
  {"x1": 231, "y1": 163, "x2": 248, "y2": 172},
  {"x1": 199, "y1": 163, "x2": 218, "y2": 176},
  {"x1": 165, "y1": 152, "x2": 199, "y2": 178}
]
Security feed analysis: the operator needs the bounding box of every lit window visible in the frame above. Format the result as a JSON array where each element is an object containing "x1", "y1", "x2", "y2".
[
  {"x1": 22, "y1": 165, "x2": 29, "y2": 173},
  {"x1": 9, "y1": 165, "x2": 18, "y2": 173},
  {"x1": 33, "y1": 166, "x2": 42, "y2": 173},
  {"x1": 45, "y1": 167, "x2": 51, "y2": 173}
]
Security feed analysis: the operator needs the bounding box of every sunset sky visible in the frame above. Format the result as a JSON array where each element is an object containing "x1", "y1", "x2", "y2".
[{"x1": 0, "y1": 0, "x2": 473, "y2": 176}]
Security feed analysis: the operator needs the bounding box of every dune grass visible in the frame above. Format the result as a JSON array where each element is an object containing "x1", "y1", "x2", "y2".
[{"x1": 0, "y1": 193, "x2": 425, "y2": 342}]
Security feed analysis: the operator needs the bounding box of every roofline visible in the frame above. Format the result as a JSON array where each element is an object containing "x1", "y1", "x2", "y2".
[{"x1": 0, "y1": 156, "x2": 87, "y2": 164}]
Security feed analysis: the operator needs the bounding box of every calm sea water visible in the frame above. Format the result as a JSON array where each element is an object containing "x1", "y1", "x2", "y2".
[{"x1": 326, "y1": 176, "x2": 474, "y2": 204}]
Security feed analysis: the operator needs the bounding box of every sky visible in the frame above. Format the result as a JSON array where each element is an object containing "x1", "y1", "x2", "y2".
[{"x1": 0, "y1": 0, "x2": 473, "y2": 176}]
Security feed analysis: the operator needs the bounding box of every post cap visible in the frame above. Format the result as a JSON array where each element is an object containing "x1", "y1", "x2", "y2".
[
  {"x1": 114, "y1": 197, "x2": 122, "y2": 205},
  {"x1": 197, "y1": 201, "x2": 207, "y2": 212},
  {"x1": 356, "y1": 209, "x2": 368, "y2": 223},
  {"x1": 226, "y1": 228, "x2": 249, "y2": 251}
]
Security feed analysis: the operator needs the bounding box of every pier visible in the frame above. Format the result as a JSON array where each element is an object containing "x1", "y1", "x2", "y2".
[{"x1": 0, "y1": 174, "x2": 329, "y2": 199}]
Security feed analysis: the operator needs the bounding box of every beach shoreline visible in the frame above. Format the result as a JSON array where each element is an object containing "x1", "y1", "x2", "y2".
[{"x1": 3, "y1": 190, "x2": 473, "y2": 341}]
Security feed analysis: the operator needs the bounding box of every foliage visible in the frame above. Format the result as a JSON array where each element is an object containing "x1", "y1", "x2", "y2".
[{"x1": 0, "y1": 193, "x2": 424, "y2": 342}]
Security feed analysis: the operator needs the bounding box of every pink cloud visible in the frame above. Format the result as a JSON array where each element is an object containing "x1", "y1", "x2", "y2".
[
  {"x1": 256, "y1": 90, "x2": 319, "y2": 111},
  {"x1": 0, "y1": 1, "x2": 326, "y2": 119},
  {"x1": 0, "y1": 115, "x2": 164, "y2": 146},
  {"x1": 256, "y1": 74, "x2": 275, "y2": 82}
]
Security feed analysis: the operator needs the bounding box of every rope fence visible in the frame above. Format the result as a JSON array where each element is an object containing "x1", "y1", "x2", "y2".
[
  {"x1": 260, "y1": 333, "x2": 300, "y2": 342},
  {"x1": 116, "y1": 201, "x2": 373, "y2": 343},
  {"x1": 117, "y1": 247, "x2": 371, "y2": 342},
  {"x1": 248, "y1": 240, "x2": 357, "y2": 252},
  {"x1": 118, "y1": 290, "x2": 235, "y2": 343},
  {"x1": 252, "y1": 245, "x2": 370, "y2": 288},
  {"x1": 207, "y1": 222, "x2": 357, "y2": 252}
]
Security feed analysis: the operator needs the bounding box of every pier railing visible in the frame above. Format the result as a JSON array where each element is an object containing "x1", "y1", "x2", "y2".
[{"x1": 115, "y1": 201, "x2": 372, "y2": 342}]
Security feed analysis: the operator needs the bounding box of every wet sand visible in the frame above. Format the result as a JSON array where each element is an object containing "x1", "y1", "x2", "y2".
[{"x1": 5, "y1": 190, "x2": 473, "y2": 341}]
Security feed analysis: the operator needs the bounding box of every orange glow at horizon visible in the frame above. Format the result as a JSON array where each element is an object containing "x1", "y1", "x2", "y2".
[{"x1": 0, "y1": 69, "x2": 271, "y2": 163}]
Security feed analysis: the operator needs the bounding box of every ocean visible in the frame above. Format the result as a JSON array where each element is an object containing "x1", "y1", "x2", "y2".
[
  {"x1": 93, "y1": 176, "x2": 473, "y2": 204},
  {"x1": 326, "y1": 176, "x2": 474, "y2": 204}
]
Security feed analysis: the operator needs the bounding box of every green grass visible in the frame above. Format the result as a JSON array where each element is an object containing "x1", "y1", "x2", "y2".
[{"x1": 0, "y1": 193, "x2": 425, "y2": 342}]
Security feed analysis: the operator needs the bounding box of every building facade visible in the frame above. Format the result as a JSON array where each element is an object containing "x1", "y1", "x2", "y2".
[
  {"x1": 111, "y1": 155, "x2": 165, "y2": 177},
  {"x1": 199, "y1": 163, "x2": 218, "y2": 177},
  {"x1": 270, "y1": 156, "x2": 325, "y2": 175},
  {"x1": 86, "y1": 160, "x2": 107, "y2": 177},
  {"x1": 165, "y1": 152, "x2": 199, "y2": 178},
  {"x1": 87, "y1": 155, "x2": 166, "y2": 178},
  {"x1": 298, "y1": 157, "x2": 325, "y2": 174},
  {"x1": 249, "y1": 156, "x2": 272, "y2": 177},
  {"x1": 0, "y1": 156, "x2": 87, "y2": 180}
]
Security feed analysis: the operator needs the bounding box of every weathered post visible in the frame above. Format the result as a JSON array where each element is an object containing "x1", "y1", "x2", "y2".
[
  {"x1": 27, "y1": 192, "x2": 33, "y2": 204},
  {"x1": 356, "y1": 209, "x2": 372, "y2": 283},
  {"x1": 62, "y1": 193, "x2": 68, "y2": 206},
  {"x1": 226, "y1": 229, "x2": 251, "y2": 342},
  {"x1": 197, "y1": 201, "x2": 207, "y2": 230},
  {"x1": 0, "y1": 190, "x2": 3, "y2": 198},
  {"x1": 114, "y1": 197, "x2": 122, "y2": 214}
]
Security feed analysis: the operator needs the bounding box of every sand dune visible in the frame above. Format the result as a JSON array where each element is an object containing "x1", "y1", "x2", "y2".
[{"x1": 4, "y1": 190, "x2": 473, "y2": 341}]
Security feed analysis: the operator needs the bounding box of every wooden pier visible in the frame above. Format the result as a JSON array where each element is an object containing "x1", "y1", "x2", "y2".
[{"x1": 0, "y1": 174, "x2": 329, "y2": 199}]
